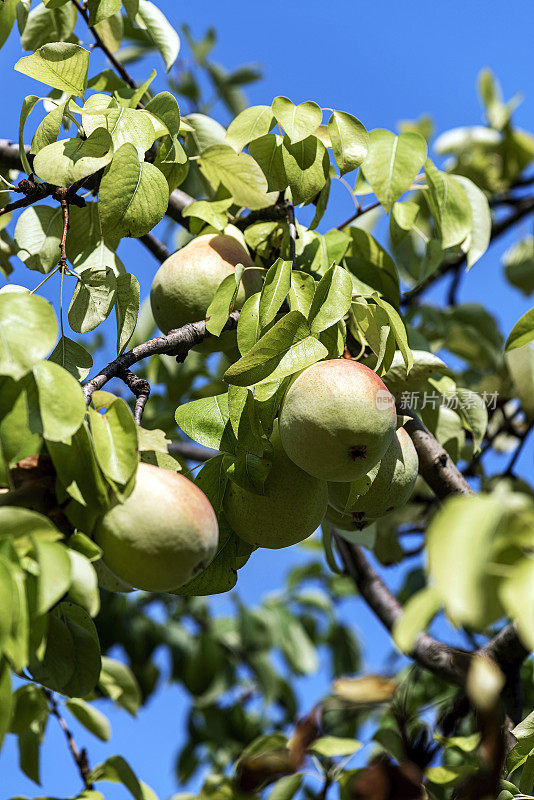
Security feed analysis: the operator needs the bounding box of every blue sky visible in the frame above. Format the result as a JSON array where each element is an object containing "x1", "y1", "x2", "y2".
[{"x1": 1, "y1": 1, "x2": 533, "y2": 798}]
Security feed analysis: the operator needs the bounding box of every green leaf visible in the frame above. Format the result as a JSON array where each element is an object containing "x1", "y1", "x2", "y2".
[
  {"x1": 374, "y1": 296, "x2": 413, "y2": 372},
  {"x1": 33, "y1": 539, "x2": 72, "y2": 614},
  {"x1": 237, "y1": 291, "x2": 262, "y2": 355},
  {"x1": 362, "y1": 130, "x2": 427, "y2": 213},
  {"x1": 382, "y1": 350, "x2": 448, "y2": 397},
  {"x1": 455, "y1": 388, "x2": 488, "y2": 452},
  {"x1": 270, "y1": 604, "x2": 318, "y2": 674},
  {"x1": 226, "y1": 105, "x2": 275, "y2": 152},
  {"x1": 205, "y1": 269, "x2": 243, "y2": 337},
  {"x1": 0, "y1": 0, "x2": 18, "y2": 50},
  {"x1": 98, "y1": 656, "x2": 141, "y2": 715},
  {"x1": 49, "y1": 336, "x2": 93, "y2": 381},
  {"x1": 137, "y1": 0, "x2": 180, "y2": 71},
  {"x1": 311, "y1": 736, "x2": 363, "y2": 757},
  {"x1": 0, "y1": 293, "x2": 57, "y2": 379},
  {"x1": 89, "y1": 399, "x2": 138, "y2": 486},
  {"x1": 68, "y1": 268, "x2": 117, "y2": 334},
  {"x1": 199, "y1": 144, "x2": 278, "y2": 210},
  {"x1": 389, "y1": 201, "x2": 419, "y2": 244},
  {"x1": 182, "y1": 198, "x2": 232, "y2": 232},
  {"x1": 115, "y1": 273, "x2": 140, "y2": 355},
  {"x1": 66, "y1": 698, "x2": 111, "y2": 741},
  {"x1": 31, "y1": 96, "x2": 72, "y2": 155},
  {"x1": 267, "y1": 775, "x2": 303, "y2": 800},
  {"x1": 328, "y1": 111, "x2": 368, "y2": 175},
  {"x1": 288, "y1": 270, "x2": 315, "y2": 316},
  {"x1": 248, "y1": 133, "x2": 287, "y2": 193},
  {"x1": 504, "y1": 236, "x2": 534, "y2": 296},
  {"x1": 67, "y1": 549, "x2": 100, "y2": 616},
  {"x1": 0, "y1": 660, "x2": 11, "y2": 750},
  {"x1": 224, "y1": 310, "x2": 328, "y2": 386},
  {"x1": 33, "y1": 359, "x2": 86, "y2": 442},
  {"x1": 175, "y1": 394, "x2": 235, "y2": 451},
  {"x1": 271, "y1": 96, "x2": 322, "y2": 143},
  {"x1": 68, "y1": 202, "x2": 124, "y2": 276},
  {"x1": 33, "y1": 129, "x2": 114, "y2": 186},
  {"x1": 144, "y1": 91, "x2": 181, "y2": 137},
  {"x1": 345, "y1": 227, "x2": 400, "y2": 306},
  {"x1": 281, "y1": 135, "x2": 330, "y2": 205},
  {"x1": 505, "y1": 344, "x2": 534, "y2": 420},
  {"x1": 453, "y1": 175, "x2": 491, "y2": 269},
  {"x1": 14, "y1": 204, "x2": 63, "y2": 273},
  {"x1": 98, "y1": 143, "x2": 169, "y2": 238},
  {"x1": 505, "y1": 308, "x2": 534, "y2": 351},
  {"x1": 500, "y1": 559, "x2": 534, "y2": 653},
  {"x1": 308, "y1": 264, "x2": 353, "y2": 334},
  {"x1": 18, "y1": 94, "x2": 41, "y2": 176},
  {"x1": 88, "y1": 0, "x2": 122, "y2": 26},
  {"x1": 55, "y1": 601, "x2": 101, "y2": 697},
  {"x1": 89, "y1": 754, "x2": 151, "y2": 800},
  {"x1": 20, "y1": 1, "x2": 76, "y2": 50},
  {"x1": 259, "y1": 258, "x2": 291, "y2": 328},
  {"x1": 424, "y1": 160, "x2": 472, "y2": 249},
  {"x1": 392, "y1": 585, "x2": 442, "y2": 652},
  {"x1": 15, "y1": 43, "x2": 90, "y2": 96},
  {"x1": 82, "y1": 98, "x2": 157, "y2": 158}
]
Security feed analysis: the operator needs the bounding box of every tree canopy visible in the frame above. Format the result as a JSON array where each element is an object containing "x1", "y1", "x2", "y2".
[{"x1": 0, "y1": 3, "x2": 533, "y2": 800}]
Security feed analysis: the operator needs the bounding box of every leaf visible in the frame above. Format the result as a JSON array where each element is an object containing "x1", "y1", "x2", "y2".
[
  {"x1": 270, "y1": 604, "x2": 318, "y2": 674},
  {"x1": 333, "y1": 675, "x2": 397, "y2": 704},
  {"x1": 308, "y1": 264, "x2": 353, "y2": 334},
  {"x1": 14, "y1": 204, "x2": 63, "y2": 273},
  {"x1": 504, "y1": 236, "x2": 534, "y2": 296},
  {"x1": 31, "y1": 96, "x2": 72, "y2": 155},
  {"x1": 0, "y1": 660, "x2": 12, "y2": 750},
  {"x1": 89, "y1": 400, "x2": 138, "y2": 486},
  {"x1": 33, "y1": 359, "x2": 86, "y2": 442},
  {"x1": 505, "y1": 308, "x2": 534, "y2": 351},
  {"x1": 33, "y1": 129, "x2": 114, "y2": 186},
  {"x1": 281, "y1": 135, "x2": 330, "y2": 205},
  {"x1": 455, "y1": 388, "x2": 488, "y2": 452},
  {"x1": 82, "y1": 98, "x2": 156, "y2": 158},
  {"x1": 237, "y1": 291, "x2": 262, "y2": 355},
  {"x1": 18, "y1": 94, "x2": 40, "y2": 176},
  {"x1": 205, "y1": 269, "x2": 243, "y2": 337},
  {"x1": 259, "y1": 258, "x2": 292, "y2": 328},
  {"x1": 224, "y1": 311, "x2": 328, "y2": 386},
  {"x1": 311, "y1": 736, "x2": 362, "y2": 758},
  {"x1": 288, "y1": 270, "x2": 315, "y2": 316},
  {"x1": 89, "y1": 754, "x2": 155, "y2": 800},
  {"x1": 176, "y1": 519, "x2": 243, "y2": 597},
  {"x1": 382, "y1": 350, "x2": 448, "y2": 397},
  {"x1": 98, "y1": 656, "x2": 141, "y2": 715},
  {"x1": 175, "y1": 395, "x2": 235, "y2": 451},
  {"x1": 68, "y1": 268, "x2": 117, "y2": 333},
  {"x1": 505, "y1": 344, "x2": 534, "y2": 420},
  {"x1": 20, "y1": 1, "x2": 76, "y2": 50},
  {"x1": 226, "y1": 105, "x2": 275, "y2": 152},
  {"x1": 248, "y1": 133, "x2": 287, "y2": 193},
  {"x1": 56, "y1": 602, "x2": 101, "y2": 697},
  {"x1": 374, "y1": 296, "x2": 413, "y2": 372},
  {"x1": 66, "y1": 698, "x2": 111, "y2": 741},
  {"x1": 15, "y1": 43, "x2": 90, "y2": 96},
  {"x1": 33, "y1": 539, "x2": 72, "y2": 614},
  {"x1": 271, "y1": 97, "x2": 322, "y2": 143},
  {"x1": 424, "y1": 159, "x2": 472, "y2": 249},
  {"x1": 98, "y1": 143, "x2": 169, "y2": 238},
  {"x1": 137, "y1": 0, "x2": 180, "y2": 71},
  {"x1": 328, "y1": 111, "x2": 368, "y2": 175},
  {"x1": 144, "y1": 91, "x2": 181, "y2": 137},
  {"x1": 182, "y1": 198, "x2": 232, "y2": 232},
  {"x1": 0, "y1": 293, "x2": 57, "y2": 380},
  {"x1": 392, "y1": 585, "x2": 442, "y2": 653},
  {"x1": 88, "y1": 0, "x2": 122, "y2": 26},
  {"x1": 115, "y1": 273, "x2": 140, "y2": 355},
  {"x1": 362, "y1": 130, "x2": 427, "y2": 213},
  {"x1": 389, "y1": 201, "x2": 419, "y2": 244},
  {"x1": 453, "y1": 175, "x2": 491, "y2": 269},
  {"x1": 0, "y1": 0, "x2": 18, "y2": 50},
  {"x1": 199, "y1": 144, "x2": 278, "y2": 210},
  {"x1": 67, "y1": 549, "x2": 100, "y2": 616}
]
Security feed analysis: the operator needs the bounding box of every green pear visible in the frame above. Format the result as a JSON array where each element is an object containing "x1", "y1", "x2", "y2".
[
  {"x1": 328, "y1": 427, "x2": 419, "y2": 529},
  {"x1": 278, "y1": 359, "x2": 397, "y2": 482},
  {"x1": 94, "y1": 463, "x2": 219, "y2": 592},
  {"x1": 223, "y1": 425, "x2": 328, "y2": 549},
  {"x1": 150, "y1": 234, "x2": 261, "y2": 350}
]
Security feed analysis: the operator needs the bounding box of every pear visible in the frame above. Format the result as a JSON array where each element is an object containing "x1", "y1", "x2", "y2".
[
  {"x1": 223, "y1": 425, "x2": 327, "y2": 549},
  {"x1": 328, "y1": 427, "x2": 419, "y2": 529},
  {"x1": 94, "y1": 463, "x2": 219, "y2": 592},
  {"x1": 150, "y1": 234, "x2": 261, "y2": 344},
  {"x1": 278, "y1": 359, "x2": 397, "y2": 482}
]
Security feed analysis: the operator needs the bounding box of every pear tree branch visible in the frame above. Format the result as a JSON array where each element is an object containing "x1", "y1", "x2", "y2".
[{"x1": 45, "y1": 690, "x2": 94, "y2": 791}]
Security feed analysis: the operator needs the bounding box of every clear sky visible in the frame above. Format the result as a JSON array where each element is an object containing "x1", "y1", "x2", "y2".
[{"x1": 1, "y1": 1, "x2": 533, "y2": 798}]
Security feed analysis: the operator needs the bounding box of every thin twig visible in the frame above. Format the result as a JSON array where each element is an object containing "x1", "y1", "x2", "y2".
[
  {"x1": 336, "y1": 199, "x2": 381, "y2": 230},
  {"x1": 504, "y1": 423, "x2": 533, "y2": 476},
  {"x1": 285, "y1": 202, "x2": 297, "y2": 269},
  {"x1": 44, "y1": 690, "x2": 93, "y2": 790},
  {"x1": 118, "y1": 368, "x2": 151, "y2": 424}
]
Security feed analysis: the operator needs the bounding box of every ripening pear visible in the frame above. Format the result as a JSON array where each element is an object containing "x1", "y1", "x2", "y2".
[
  {"x1": 223, "y1": 424, "x2": 328, "y2": 549},
  {"x1": 328, "y1": 427, "x2": 419, "y2": 530},
  {"x1": 150, "y1": 234, "x2": 261, "y2": 348},
  {"x1": 94, "y1": 463, "x2": 219, "y2": 592},
  {"x1": 278, "y1": 359, "x2": 397, "y2": 483}
]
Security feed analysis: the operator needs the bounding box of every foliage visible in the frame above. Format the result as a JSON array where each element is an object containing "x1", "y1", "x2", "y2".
[{"x1": 0, "y1": 3, "x2": 532, "y2": 800}]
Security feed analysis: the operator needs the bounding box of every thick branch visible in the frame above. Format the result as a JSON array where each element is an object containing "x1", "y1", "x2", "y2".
[
  {"x1": 168, "y1": 441, "x2": 217, "y2": 462},
  {"x1": 118, "y1": 368, "x2": 151, "y2": 424},
  {"x1": 139, "y1": 232, "x2": 171, "y2": 263},
  {"x1": 83, "y1": 311, "x2": 240, "y2": 404}
]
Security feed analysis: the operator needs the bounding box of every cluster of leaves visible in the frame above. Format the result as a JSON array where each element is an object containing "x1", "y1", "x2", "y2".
[{"x1": 0, "y1": 2, "x2": 533, "y2": 799}]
